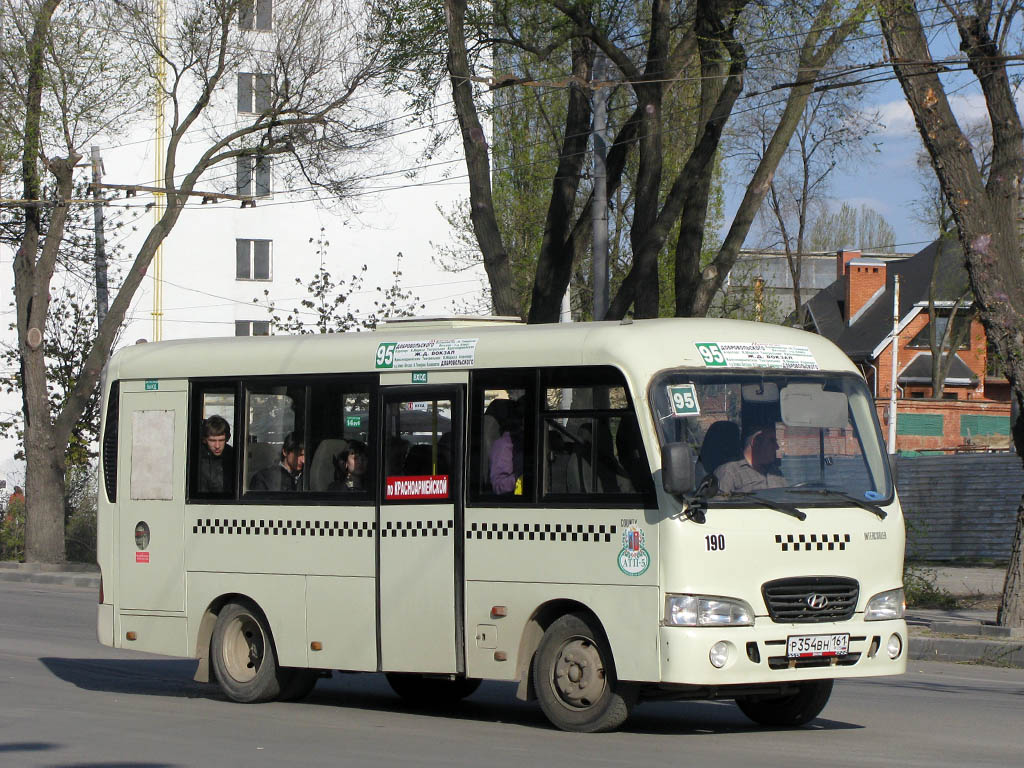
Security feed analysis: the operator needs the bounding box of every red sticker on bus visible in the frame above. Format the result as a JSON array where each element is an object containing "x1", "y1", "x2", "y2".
[
  {"x1": 386, "y1": 475, "x2": 450, "y2": 500},
  {"x1": 136, "y1": 551, "x2": 150, "y2": 563}
]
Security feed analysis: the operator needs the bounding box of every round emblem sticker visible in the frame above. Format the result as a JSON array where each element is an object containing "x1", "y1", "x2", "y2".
[{"x1": 617, "y1": 524, "x2": 650, "y2": 576}]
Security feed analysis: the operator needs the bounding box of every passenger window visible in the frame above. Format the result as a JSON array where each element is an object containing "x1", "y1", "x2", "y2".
[
  {"x1": 244, "y1": 385, "x2": 306, "y2": 493},
  {"x1": 190, "y1": 385, "x2": 238, "y2": 500},
  {"x1": 306, "y1": 383, "x2": 374, "y2": 496},
  {"x1": 470, "y1": 371, "x2": 535, "y2": 502},
  {"x1": 541, "y1": 369, "x2": 653, "y2": 501},
  {"x1": 383, "y1": 397, "x2": 453, "y2": 502}
]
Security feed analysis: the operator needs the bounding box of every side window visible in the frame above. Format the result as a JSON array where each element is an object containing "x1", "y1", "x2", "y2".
[
  {"x1": 470, "y1": 371, "x2": 536, "y2": 502},
  {"x1": 306, "y1": 381, "x2": 375, "y2": 497},
  {"x1": 541, "y1": 368, "x2": 653, "y2": 501},
  {"x1": 189, "y1": 385, "x2": 238, "y2": 500},
  {"x1": 383, "y1": 397, "x2": 453, "y2": 502},
  {"x1": 243, "y1": 384, "x2": 305, "y2": 493}
]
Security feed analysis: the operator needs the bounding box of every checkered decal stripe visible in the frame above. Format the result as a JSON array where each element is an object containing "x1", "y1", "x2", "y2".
[
  {"x1": 380, "y1": 520, "x2": 454, "y2": 538},
  {"x1": 775, "y1": 533, "x2": 851, "y2": 552},
  {"x1": 468, "y1": 522, "x2": 616, "y2": 543},
  {"x1": 192, "y1": 518, "x2": 375, "y2": 537}
]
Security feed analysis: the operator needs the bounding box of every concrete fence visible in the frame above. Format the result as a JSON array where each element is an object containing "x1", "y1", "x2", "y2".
[{"x1": 895, "y1": 453, "x2": 1023, "y2": 561}]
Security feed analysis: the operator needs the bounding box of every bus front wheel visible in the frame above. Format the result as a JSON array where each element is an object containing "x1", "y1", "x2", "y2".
[
  {"x1": 210, "y1": 601, "x2": 289, "y2": 703},
  {"x1": 735, "y1": 679, "x2": 834, "y2": 726},
  {"x1": 532, "y1": 612, "x2": 634, "y2": 733}
]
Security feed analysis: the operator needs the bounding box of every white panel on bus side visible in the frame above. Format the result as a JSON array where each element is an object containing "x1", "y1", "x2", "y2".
[
  {"x1": 305, "y1": 576, "x2": 377, "y2": 671},
  {"x1": 186, "y1": 572, "x2": 308, "y2": 668},
  {"x1": 463, "y1": 582, "x2": 662, "y2": 683},
  {"x1": 379, "y1": 502, "x2": 457, "y2": 674},
  {"x1": 117, "y1": 390, "x2": 187, "y2": 613},
  {"x1": 118, "y1": 614, "x2": 189, "y2": 657}
]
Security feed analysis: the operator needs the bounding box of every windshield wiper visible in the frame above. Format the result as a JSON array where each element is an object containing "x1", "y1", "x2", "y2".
[
  {"x1": 786, "y1": 488, "x2": 887, "y2": 519},
  {"x1": 719, "y1": 491, "x2": 807, "y2": 521}
]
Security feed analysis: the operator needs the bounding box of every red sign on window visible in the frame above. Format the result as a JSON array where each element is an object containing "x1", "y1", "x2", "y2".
[
  {"x1": 385, "y1": 475, "x2": 450, "y2": 500},
  {"x1": 136, "y1": 551, "x2": 150, "y2": 564}
]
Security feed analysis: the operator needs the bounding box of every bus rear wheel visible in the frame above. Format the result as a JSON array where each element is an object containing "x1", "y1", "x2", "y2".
[
  {"x1": 735, "y1": 679, "x2": 834, "y2": 726},
  {"x1": 385, "y1": 673, "x2": 481, "y2": 705},
  {"x1": 532, "y1": 613, "x2": 633, "y2": 733},
  {"x1": 211, "y1": 601, "x2": 289, "y2": 703}
]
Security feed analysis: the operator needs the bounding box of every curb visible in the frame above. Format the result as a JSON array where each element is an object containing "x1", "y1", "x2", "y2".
[
  {"x1": 0, "y1": 568, "x2": 99, "y2": 589},
  {"x1": 909, "y1": 635, "x2": 1024, "y2": 667}
]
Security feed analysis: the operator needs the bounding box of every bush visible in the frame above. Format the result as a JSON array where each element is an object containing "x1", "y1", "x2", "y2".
[
  {"x1": 65, "y1": 508, "x2": 96, "y2": 563},
  {"x1": 904, "y1": 564, "x2": 959, "y2": 609},
  {"x1": 1, "y1": 496, "x2": 26, "y2": 562}
]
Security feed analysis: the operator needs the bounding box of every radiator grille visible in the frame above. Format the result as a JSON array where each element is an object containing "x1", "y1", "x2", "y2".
[{"x1": 762, "y1": 576, "x2": 858, "y2": 623}]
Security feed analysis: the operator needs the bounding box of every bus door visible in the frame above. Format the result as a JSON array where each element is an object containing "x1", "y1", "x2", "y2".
[
  {"x1": 116, "y1": 384, "x2": 186, "y2": 612},
  {"x1": 378, "y1": 385, "x2": 464, "y2": 674}
]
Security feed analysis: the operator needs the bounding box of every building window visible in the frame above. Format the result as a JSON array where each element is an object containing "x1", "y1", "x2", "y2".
[
  {"x1": 237, "y1": 73, "x2": 271, "y2": 114},
  {"x1": 236, "y1": 156, "x2": 271, "y2": 197},
  {"x1": 236, "y1": 239, "x2": 271, "y2": 280},
  {"x1": 235, "y1": 320, "x2": 270, "y2": 337},
  {"x1": 239, "y1": 0, "x2": 272, "y2": 31},
  {"x1": 908, "y1": 315, "x2": 971, "y2": 350}
]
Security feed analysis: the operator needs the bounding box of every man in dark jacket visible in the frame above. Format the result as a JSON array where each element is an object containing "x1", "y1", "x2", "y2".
[
  {"x1": 250, "y1": 432, "x2": 305, "y2": 491},
  {"x1": 198, "y1": 415, "x2": 235, "y2": 494}
]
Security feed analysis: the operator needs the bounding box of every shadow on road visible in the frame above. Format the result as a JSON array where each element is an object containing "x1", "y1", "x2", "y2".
[
  {"x1": 38, "y1": 659, "x2": 863, "y2": 735},
  {"x1": 40, "y1": 657, "x2": 208, "y2": 699}
]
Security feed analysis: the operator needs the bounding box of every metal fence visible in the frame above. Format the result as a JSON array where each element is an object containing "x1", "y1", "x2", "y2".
[{"x1": 895, "y1": 453, "x2": 1023, "y2": 561}]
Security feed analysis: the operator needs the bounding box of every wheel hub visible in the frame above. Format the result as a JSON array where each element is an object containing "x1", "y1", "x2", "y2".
[
  {"x1": 223, "y1": 614, "x2": 264, "y2": 683},
  {"x1": 553, "y1": 638, "x2": 606, "y2": 708}
]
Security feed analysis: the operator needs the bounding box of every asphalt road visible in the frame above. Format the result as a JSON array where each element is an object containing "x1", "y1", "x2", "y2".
[{"x1": 1, "y1": 581, "x2": 1022, "y2": 768}]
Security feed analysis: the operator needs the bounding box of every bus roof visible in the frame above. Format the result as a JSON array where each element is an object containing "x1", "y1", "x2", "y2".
[{"x1": 104, "y1": 317, "x2": 860, "y2": 385}]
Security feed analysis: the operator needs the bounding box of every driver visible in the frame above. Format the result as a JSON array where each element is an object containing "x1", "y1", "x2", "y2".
[{"x1": 715, "y1": 423, "x2": 785, "y2": 493}]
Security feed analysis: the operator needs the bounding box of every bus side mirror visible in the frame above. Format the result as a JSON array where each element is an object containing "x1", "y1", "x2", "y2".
[{"x1": 661, "y1": 443, "x2": 695, "y2": 495}]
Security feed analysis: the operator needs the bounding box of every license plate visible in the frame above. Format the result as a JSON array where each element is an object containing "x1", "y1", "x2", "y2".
[{"x1": 786, "y1": 633, "x2": 849, "y2": 658}]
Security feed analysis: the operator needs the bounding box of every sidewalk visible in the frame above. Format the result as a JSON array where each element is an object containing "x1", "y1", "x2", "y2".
[
  {"x1": 906, "y1": 565, "x2": 1024, "y2": 668},
  {"x1": 1, "y1": 561, "x2": 1021, "y2": 667}
]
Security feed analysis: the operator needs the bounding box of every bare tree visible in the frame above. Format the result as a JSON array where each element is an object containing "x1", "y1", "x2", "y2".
[
  {"x1": 878, "y1": 0, "x2": 1024, "y2": 626},
  {"x1": 5, "y1": 0, "x2": 390, "y2": 562}
]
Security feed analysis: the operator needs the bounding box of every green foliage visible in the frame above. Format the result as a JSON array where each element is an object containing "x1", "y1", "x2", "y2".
[
  {"x1": 1, "y1": 493, "x2": 26, "y2": 562},
  {"x1": 64, "y1": 464, "x2": 97, "y2": 563},
  {"x1": 258, "y1": 230, "x2": 425, "y2": 333},
  {"x1": 1, "y1": 290, "x2": 106, "y2": 468},
  {"x1": 904, "y1": 564, "x2": 959, "y2": 609}
]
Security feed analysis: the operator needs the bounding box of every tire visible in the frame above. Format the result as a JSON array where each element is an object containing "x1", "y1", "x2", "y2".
[
  {"x1": 278, "y1": 669, "x2": 321, "y2": 702},
  {"x1": 210, "y1": 601, "x2": 290, "y2": 703},
  {"x1": 385, "y1": 673, "x2": 481, "y2": 706},
  {"x1": 532, "y1": 612, "x2": 634, "y2": 733},
  {"x1": 735, "y1": 679, "x2": 834, "y2": 727}
]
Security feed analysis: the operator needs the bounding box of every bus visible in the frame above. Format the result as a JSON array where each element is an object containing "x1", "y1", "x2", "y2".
[{"x1": 96, "y1": 316, "x2": 906, "y2": 732}]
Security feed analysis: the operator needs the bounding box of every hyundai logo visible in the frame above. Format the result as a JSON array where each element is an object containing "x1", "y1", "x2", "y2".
[{"x1": 806, "y1": 593, "x2": 829, "y2": 610}]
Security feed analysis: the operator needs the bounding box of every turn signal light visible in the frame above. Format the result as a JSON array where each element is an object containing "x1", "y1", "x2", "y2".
[
  {"x1": 126, "y1": 631, "x2": 137, "y2": 641},
  {"x1": 310, "y1": 641, "x2": 323, "y2": 651}
]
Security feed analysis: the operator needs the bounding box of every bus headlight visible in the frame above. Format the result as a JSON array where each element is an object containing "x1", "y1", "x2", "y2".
[
  {"x1": 864, "y1": 588, "x2": 906, "y2": 621},
  {"x1": 665, "y1": 595, "x2": 754, "y2": 627}
]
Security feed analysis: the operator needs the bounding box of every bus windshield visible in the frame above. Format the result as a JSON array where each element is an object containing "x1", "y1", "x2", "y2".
[{"x1": 650, "y1": 370, "x2": 892, "y2": 504}]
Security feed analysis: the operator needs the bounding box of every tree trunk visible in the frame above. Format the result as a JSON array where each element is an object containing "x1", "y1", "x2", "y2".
[
  {"x1": 22, "y1": 424, "x2": 67, "y2": 563},
  {"x1": 878, "y1": 0, "x2": 1024, "y2": 626},
  {"x1": 443, "y1": 0, "x2": 520, "y2": 318}
]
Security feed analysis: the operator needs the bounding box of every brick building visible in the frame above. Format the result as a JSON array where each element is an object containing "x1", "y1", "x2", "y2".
[{"x1": 798, "y1": 239, "x2": 1011, "y2": 453}]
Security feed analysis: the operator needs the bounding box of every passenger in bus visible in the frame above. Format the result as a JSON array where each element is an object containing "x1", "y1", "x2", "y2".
[
  {"x1": 249, "y1": 432, "x2": 305, "y2": 491},
  {"x1": 715, "y1": 423, "x2": 785, "y2": 493},
  {"x1": 489, "y1": 399, "x2": 524, "y2": 495},
  {"x1": 198, "y1": 415, "x2": 235, "y2": 494},
  {"x1": 329, "y1": 440, "x2": 368, "y2": 491}
]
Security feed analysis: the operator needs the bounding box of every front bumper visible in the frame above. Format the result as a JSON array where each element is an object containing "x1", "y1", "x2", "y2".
[{"x1": 659, "y1": 616, "x2": 907, "y2": 686}]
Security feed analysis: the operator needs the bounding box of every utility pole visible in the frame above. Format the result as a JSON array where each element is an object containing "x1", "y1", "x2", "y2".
[
  {"x1": 152, "y1": 0, "x2": 168, "y2": 342},
  {"x1": 887, "y1": 275, "x2": 901, "y2": 454},
  {"x1": 591, "y1": 53, "x2": 609, "y2": 321},
  {"x1": 91, "y1": 146, "x2": 108, "y2": 328}
]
